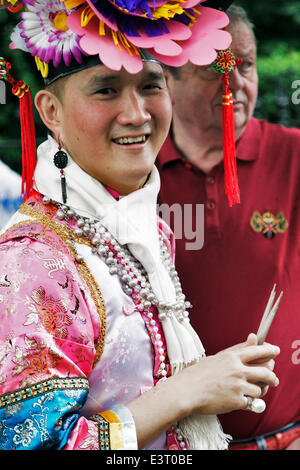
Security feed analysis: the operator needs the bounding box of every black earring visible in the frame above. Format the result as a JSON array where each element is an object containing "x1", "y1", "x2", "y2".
[{"x1": 53, "y1": 146, "x2": 68, "y2": 203}]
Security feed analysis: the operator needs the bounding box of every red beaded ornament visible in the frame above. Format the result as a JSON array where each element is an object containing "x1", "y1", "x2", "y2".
[{"x1": 211, "y1": 48, "x2": 243, "y2": 206}]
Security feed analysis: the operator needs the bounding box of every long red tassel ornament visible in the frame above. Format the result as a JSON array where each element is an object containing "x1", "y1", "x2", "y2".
[
  {"x1": 211, "y1": 48, "x2": 242, "y2": 207},
  {"x1": 0, "y1": 57, "x2": 36, "y2": 200}
]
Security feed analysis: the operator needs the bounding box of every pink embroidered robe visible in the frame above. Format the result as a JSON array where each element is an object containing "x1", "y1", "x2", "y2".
[{"x1": 0, "y1": 193, "x2": 181, "y2": 450}]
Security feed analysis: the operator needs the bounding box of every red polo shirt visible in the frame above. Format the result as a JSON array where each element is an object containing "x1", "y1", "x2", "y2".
[{"x1": 157, "y1": 118, "x2": 300, "y2": 440}]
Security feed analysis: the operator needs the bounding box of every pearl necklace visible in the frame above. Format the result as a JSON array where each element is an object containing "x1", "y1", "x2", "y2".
[
  {"x1": 46, "y1": 198, "x2": 193, "y2": 324},
  {"x1": 43, "y1": 196, "x2": 191, "y2": 448}
]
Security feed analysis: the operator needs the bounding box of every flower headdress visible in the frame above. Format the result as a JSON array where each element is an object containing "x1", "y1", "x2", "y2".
[
  {"x1": 1, "y1": 0, "x2": 239, "y2": 203},
  {"x1": 8, "y1": 0, "x2": 232, "y2": 78}
]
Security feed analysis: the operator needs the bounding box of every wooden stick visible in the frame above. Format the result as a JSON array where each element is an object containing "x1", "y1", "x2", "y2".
[
  {"x1": 246, "y1": 285, "x2": 283, "y2": 414},
  {"x1": 256, "y1": 286, "x2": 283, "y2": 344}
]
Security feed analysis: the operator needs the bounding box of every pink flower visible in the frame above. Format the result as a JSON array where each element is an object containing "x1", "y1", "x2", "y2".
[
  {"x1": 67, "y1": 4, "x2": 231, "y2": 73},
  {"x1": 149, "y1": 7, "x2": 232, "y2": 67},
  {"x1": 68, "y1": 14, "x2": 143, "y2": 73}
]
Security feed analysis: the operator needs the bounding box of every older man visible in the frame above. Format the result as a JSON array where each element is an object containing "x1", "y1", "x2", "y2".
[{"x1": 157, "y1": 5, "x2": 300, "y2": 449}]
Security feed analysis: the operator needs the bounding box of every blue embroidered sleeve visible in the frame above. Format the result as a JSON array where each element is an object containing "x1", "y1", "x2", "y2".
[{"x1": 0, "y1": 378, "x2": 89, "y2": 449}]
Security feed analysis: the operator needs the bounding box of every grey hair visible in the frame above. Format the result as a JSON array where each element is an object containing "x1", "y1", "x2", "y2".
[{"x1": 226, "y1": 4, "x2": 255, "y2": 37}]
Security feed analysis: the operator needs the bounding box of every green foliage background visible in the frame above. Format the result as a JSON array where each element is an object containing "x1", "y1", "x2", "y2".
[
  {"x1": 1, "y1": 1, "x2": 300, "y2": 174},
  {"x1": 237, "y1": 0, "x2": 300, "y2": 128}
]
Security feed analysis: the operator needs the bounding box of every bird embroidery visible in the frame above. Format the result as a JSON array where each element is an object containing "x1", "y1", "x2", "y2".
[{"x1": 250, "y1": 211, "x2": 288, "y2": 239}]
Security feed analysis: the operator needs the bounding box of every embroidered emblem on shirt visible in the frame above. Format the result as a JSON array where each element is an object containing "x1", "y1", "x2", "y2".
[{"x1": 250, "y1": 211, "x2": 288, "y2": 239}]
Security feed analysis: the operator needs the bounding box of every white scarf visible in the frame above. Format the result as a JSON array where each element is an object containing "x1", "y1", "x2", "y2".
[{"x1": 34, "y1": 136, "x2": 231, "y2": 449}]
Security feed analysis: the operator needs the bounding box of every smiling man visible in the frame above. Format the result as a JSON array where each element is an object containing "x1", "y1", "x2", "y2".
[
  {"x1": 35, "y1": 63, "x2": 172, "y2": 196},
  {"x1": 157, "y1": 4, "x2": 300, "y2": 450}
]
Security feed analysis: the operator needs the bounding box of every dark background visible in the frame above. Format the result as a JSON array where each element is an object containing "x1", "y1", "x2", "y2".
[{"x1": 1, "y1": 1, "x2": 300, "y2": 174}]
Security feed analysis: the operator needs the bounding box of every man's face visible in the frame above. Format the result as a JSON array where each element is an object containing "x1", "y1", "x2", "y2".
[
  {"x1": 57, "y1": 62, "x2": 172, "y2": 194},
  {"x1": 168, "y1": 20, "x2": 258, "y2": 141}
]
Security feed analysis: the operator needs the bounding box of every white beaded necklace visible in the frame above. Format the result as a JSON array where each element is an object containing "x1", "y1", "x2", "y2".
[{"x1": 43, "y1": 196, "x2": 192, "y2": 377}]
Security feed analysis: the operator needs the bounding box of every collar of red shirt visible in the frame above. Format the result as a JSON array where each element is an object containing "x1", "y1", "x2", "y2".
[{"x1": 158, "y1": 117, "x2": 262, "y2": 167}]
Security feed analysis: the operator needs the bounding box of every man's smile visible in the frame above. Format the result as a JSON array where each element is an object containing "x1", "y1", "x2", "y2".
[{"x1": 112, "y1": 135, "x2": 150, "y2": 145}]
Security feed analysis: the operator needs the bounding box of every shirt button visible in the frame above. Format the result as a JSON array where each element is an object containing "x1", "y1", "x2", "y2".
[
  {"x1": 184, "y1": 161, "x2": 192, "y2": 169},
  {"x1": 206, "y1": 176, "x2": 215, "y2": 185},
  {"x1": 206, "y1": 200, "x2": 216, "y2": 210}
]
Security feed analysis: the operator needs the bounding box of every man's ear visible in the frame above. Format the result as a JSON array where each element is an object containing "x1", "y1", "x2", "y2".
[
  {"x1": 34, "y1": 90, "x2": 62, "y2": 137},
  {"x1": 164, "y1": 69, "x2": 175, "y2": 105}
]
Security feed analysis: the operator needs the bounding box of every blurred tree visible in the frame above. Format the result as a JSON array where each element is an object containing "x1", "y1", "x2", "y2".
[
  {"x1": 237, "y1": 1, "x2": 300, "y2": 128},
  {"x1": 238, "y1": 0, "x2": 300, "y2": 53}
]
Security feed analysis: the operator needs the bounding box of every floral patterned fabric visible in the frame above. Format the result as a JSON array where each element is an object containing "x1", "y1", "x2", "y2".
[{"x1": 0, "y1": 193, "x2": 179, "y2": 450}]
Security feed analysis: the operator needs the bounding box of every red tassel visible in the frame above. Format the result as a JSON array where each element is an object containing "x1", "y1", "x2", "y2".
[
  {"x1": 221, "y1": 72, "x2": 240, "y2": 207},
  {"x1": 11, "y1": 81, "x2": 36, "y2": 200},
  {"x1": 211, "y1": 49, "x2": 242, "y2": 206},
  {"x1": 1, "y1": 59, "x2": 36, "y2": 199}
]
